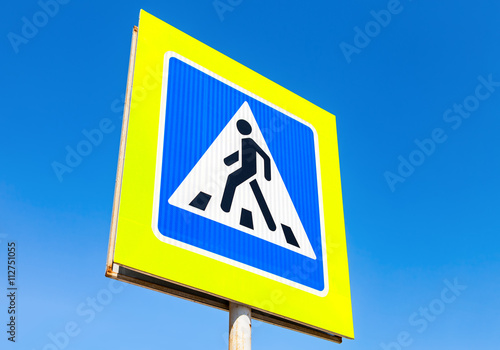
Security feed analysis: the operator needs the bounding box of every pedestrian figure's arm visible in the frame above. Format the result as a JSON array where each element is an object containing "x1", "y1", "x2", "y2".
[
  {"x1": 250, "y1": 140, "x2": 271, "y2": 181},
  {"x1": 224, "y1": 151, "x2": 239, "y2": 166},
  {"x1": 262, "y1": 154, "x2": 271, "y2": 181}
]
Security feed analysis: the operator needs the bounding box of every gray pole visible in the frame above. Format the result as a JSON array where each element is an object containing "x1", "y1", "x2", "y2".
[{"x1": 229, "y1": 302, "x2": 251, "y2": 350}]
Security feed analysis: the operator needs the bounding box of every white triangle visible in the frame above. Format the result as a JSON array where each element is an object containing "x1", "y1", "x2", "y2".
[{"x1": 168, "y1": 102, "x2": 316, "y2": 259}]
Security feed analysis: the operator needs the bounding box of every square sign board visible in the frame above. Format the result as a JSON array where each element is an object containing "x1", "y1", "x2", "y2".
[{"x1": 106, "y1": 10, "x2": 353, "y2": 342}]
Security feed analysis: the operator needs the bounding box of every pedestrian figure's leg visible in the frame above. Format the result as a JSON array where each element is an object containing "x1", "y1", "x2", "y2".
[
  {"x1": 221, "y1": 172, "x2": 246, "y2": 212},
  {"x1": 249, "y1": 180, "x2": 276, "y2": 231}
]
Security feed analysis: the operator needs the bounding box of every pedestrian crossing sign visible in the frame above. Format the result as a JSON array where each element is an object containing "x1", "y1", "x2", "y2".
[
  {"x1": 154, "y1": 52, "x2": 324, "y2": 292},
  {"x1": 107, "y1": 10, "x2": 353, "y2": 342}
]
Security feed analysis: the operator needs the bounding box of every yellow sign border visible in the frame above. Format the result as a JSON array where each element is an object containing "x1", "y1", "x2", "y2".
[{"x1": 106, "y1": 10, "x2": 353, "y2": 340}]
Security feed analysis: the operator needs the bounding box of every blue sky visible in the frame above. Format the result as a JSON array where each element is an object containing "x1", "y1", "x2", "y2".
[{"x1": 1, "y1": 0, "x2": 499, "y2": 349}]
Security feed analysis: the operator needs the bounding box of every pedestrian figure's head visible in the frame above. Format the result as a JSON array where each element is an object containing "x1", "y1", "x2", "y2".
[{"x1": 236, "y1": 119, "x2": 252, "y2": 135}]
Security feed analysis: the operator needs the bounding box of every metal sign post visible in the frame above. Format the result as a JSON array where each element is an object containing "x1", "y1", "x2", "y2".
[{"x1": 229, "y1": 303, "x2": 251, "y2": 350}]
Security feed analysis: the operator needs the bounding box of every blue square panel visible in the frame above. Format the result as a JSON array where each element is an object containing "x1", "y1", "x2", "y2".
[{"x1": 152, "y1": 52, "x2": 327, "y2": 294}]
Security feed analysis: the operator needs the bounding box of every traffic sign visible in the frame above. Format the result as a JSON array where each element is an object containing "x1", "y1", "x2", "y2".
[{"x1": 107, "y1": 10, "x2": 353, "y2": 342}]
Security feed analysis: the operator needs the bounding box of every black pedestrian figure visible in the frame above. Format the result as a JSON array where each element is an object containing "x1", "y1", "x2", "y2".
[{"x1": 221, "y1": 119, "x2": 277, "y2": 231}]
